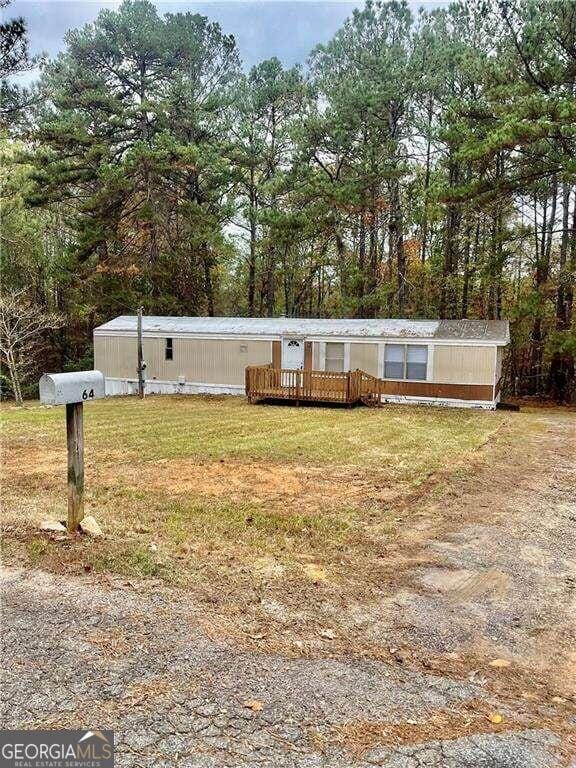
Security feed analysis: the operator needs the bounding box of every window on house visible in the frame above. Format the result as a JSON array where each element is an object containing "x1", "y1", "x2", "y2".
[
  {"x1": 165, "y1": 338, "x2": 173, "y2": 361},
  {"x1": 384, "y1": 344, "x2": 405, "y2": 379},
  {"x1": 406, "y1": 345, "x2": 428, "y2": 380},
  {"x1": 384, "y1": 344, "x2": 428, "y2": 380},
  {"x1": 325, "y1": 342, "x2": 345, "y2": 372}
]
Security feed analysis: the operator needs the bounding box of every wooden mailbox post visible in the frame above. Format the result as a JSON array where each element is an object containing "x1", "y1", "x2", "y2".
[{"x1": 39, "y1": 370, "x2": 105, "y2": 533}]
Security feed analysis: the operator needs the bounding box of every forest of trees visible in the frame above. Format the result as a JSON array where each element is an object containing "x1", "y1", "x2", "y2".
[{"x1": 1, "y1": 0, "x2": 575, "y2": 401}]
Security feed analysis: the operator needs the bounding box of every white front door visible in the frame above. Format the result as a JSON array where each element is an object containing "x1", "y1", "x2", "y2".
[{"x1": 282, "y1": 338, "x2": 305, "y2": 370}]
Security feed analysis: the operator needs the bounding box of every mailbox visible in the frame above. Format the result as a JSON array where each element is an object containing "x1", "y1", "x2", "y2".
[{"x1": 39, "y1": 370, "x2": 106, "y2": 406}]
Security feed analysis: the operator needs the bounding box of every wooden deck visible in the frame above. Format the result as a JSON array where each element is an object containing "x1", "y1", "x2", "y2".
[
  {"x1": 245, "y1": 366, "x2": 378, "y2": 406},
  {"x1": 246, "y1": 365, "x2": 499, "y2": 406}
]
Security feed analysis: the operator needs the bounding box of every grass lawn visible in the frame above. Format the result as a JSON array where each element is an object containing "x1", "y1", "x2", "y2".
[{"x1": 3, "y1": 395, "x2": 510, "y2": 592}]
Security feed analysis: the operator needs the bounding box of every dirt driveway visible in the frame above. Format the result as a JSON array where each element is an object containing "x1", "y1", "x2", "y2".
[{"x1": 2, "y1": 409, "x2": 575, "y2": 767}]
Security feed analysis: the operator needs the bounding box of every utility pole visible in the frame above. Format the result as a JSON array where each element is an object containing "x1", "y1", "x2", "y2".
[{"x1": 137, "y1": 306, "x2": 145, "y2": 398}]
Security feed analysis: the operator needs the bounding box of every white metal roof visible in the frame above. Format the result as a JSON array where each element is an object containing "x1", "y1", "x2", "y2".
[{"x1": 94, "y1": 316, "x2": 510, "y2": 344}]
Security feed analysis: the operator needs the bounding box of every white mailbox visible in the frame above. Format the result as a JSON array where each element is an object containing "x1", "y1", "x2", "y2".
[{"x1": 39, "y1": 370, "x2": 106, "y2": 406}]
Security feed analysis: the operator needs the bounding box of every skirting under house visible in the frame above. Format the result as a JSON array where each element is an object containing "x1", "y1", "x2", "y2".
[{"x1": 93, "y1": 316, "x2": 509, "y2": 409}]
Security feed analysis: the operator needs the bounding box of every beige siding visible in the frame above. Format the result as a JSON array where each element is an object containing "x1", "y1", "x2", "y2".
[
  {"x1": 495, "y1": 346, "x2": 503, "y2": 382},
  {"x1": 349, "y1": 343, "x2": 379, "y2": 376},
  {"x1": 94, "y1": 335, "x2": 137, "y2": 379},
  {"x1": 96, "y1": 333, "x2": 501, "y2": 389},
  {"x1": 95, "y1": 335, "x2": 272, "y2": 385},
  {"x1": 433, "y1": 344, "x2": 496, "y2": 385}
]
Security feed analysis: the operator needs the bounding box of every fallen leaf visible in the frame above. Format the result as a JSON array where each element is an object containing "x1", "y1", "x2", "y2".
[
  {"x1": 468, "y1": 669, "x2": 488, "y2": 685},
  {"x1": 243, "y1": 699, "x2": 263, "y2": 712},
  {"x1": 489, "y1": 658, "x2": 511, "y2": 668},
  {"x1": 392, "y1": 648, "x2": 411, "y2": 664},
  {"x1": 521, "y1": 691, "x2": 539, "y2": 701},
  {"x1": 488, "y1": 712, "x2": 503, "y2": 724},
  {"x1": 303, "y1": 563, "x2": 328, "y2": 582}
]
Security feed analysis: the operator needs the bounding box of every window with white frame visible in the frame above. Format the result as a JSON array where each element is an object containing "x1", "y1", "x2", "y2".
[
  {"x1": 406, "y1": 345, "x2": 428, "y2": 380},
  {"x1": 384, "y1": 344, "x2": 427, "y2": 380},
  {"x1": 325, "y1": 342, "x2": 345, "y2": 372},
  {"x1": 384, "y1": 344, "x2": 404, "y2": 379}
]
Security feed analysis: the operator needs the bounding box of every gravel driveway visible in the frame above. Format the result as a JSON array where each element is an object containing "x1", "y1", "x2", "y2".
[{"x1": 0, "y1": 568, "x2": 565, "y2": 767}]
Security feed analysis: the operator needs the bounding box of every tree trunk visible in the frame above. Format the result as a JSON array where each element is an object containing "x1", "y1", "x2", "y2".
[
  {"x1": 265, "y1": 250, "x2": 275, "y2": 317},
  {"x1": 544, "y1": 176, "x2": 557, "y2": 272},
  {"x1": 389, "y1": 179, "x2": 406, "y2": 314},
  {"x1": 7, "y1": 349, "x2": 23, "y2": 406},
  {"x1": 282, "y1": 246, "x2": 290, "y2": 316},
  {"x1": 336, "y1": 233, "x2": 347, "y2": 299},
  {"x1": 421, "y1": 93, "x2": 433, "y2": 265},
  {"x1": 247, "y1": 172, "x2": 257, "y2": 315},
  {"x1": 529, "y1": 178, "x2": 557, "y2": 394},
  {"x1": 488, "y1": 208, "x2": 504, "y2": 320},
  {"x1": 202, "y1": 244, "x2": 215, "y2": 317},
  {"x1": 549, "y1": 183, "x2": 574, "y2": 402},
  {"x1": 487, "y1": 156, "x2": 506, "y2": 320},
  {"x1": 555, "y1": 183, "x2": 571, "y2": 330},
  {"x1": 368, "y1": 184, "x2": 379, "y2": 316},
  {"x1": 461, "y1": 220, "x2": 479, "y2": 318},
  {"x1": 566, "y1": 191, "x2": 576, "y2": 326},
  {"x1": 356, "y1": 213, "x2": 366, "y2": 316},
  {"x1": 440, "y1": 155, "x2": 461, "y2": 319}
]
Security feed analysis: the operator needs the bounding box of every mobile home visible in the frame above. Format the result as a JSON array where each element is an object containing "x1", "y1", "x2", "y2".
[{"x1": 94, "y1": 316, "x2": 509, "y2": 409}]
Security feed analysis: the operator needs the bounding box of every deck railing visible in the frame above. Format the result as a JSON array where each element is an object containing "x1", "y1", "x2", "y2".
[
  {"x1": 360, "y1": 371, "x2": 382, "y2": 399},
  {"x1": 245, "y1": 365, "x2": 365, "y2": 405},
  {"x1": 246, "y1": 365, "x2": 497, "y2": 406}
]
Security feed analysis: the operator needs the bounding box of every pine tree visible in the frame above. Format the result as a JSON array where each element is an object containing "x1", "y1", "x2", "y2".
[{"x1": 28, "y1": 0, "x2": 239, "y2": 319}]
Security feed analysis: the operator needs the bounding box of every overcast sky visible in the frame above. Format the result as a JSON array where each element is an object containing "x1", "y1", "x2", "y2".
[{"x1": 8, "y1": 0, "x2": 445, "y2": 79}]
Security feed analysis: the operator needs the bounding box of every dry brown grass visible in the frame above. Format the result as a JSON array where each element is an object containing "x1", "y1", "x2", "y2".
[
  {"x1": 326, "y1": 703, "x2": 515, "y2": 756},
  {"x1": 324, "y1": 699, "x2": 576, "y2": 762},
  {"x1": 2, "y1": 394, "x2": 511, "y2": 593}
]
